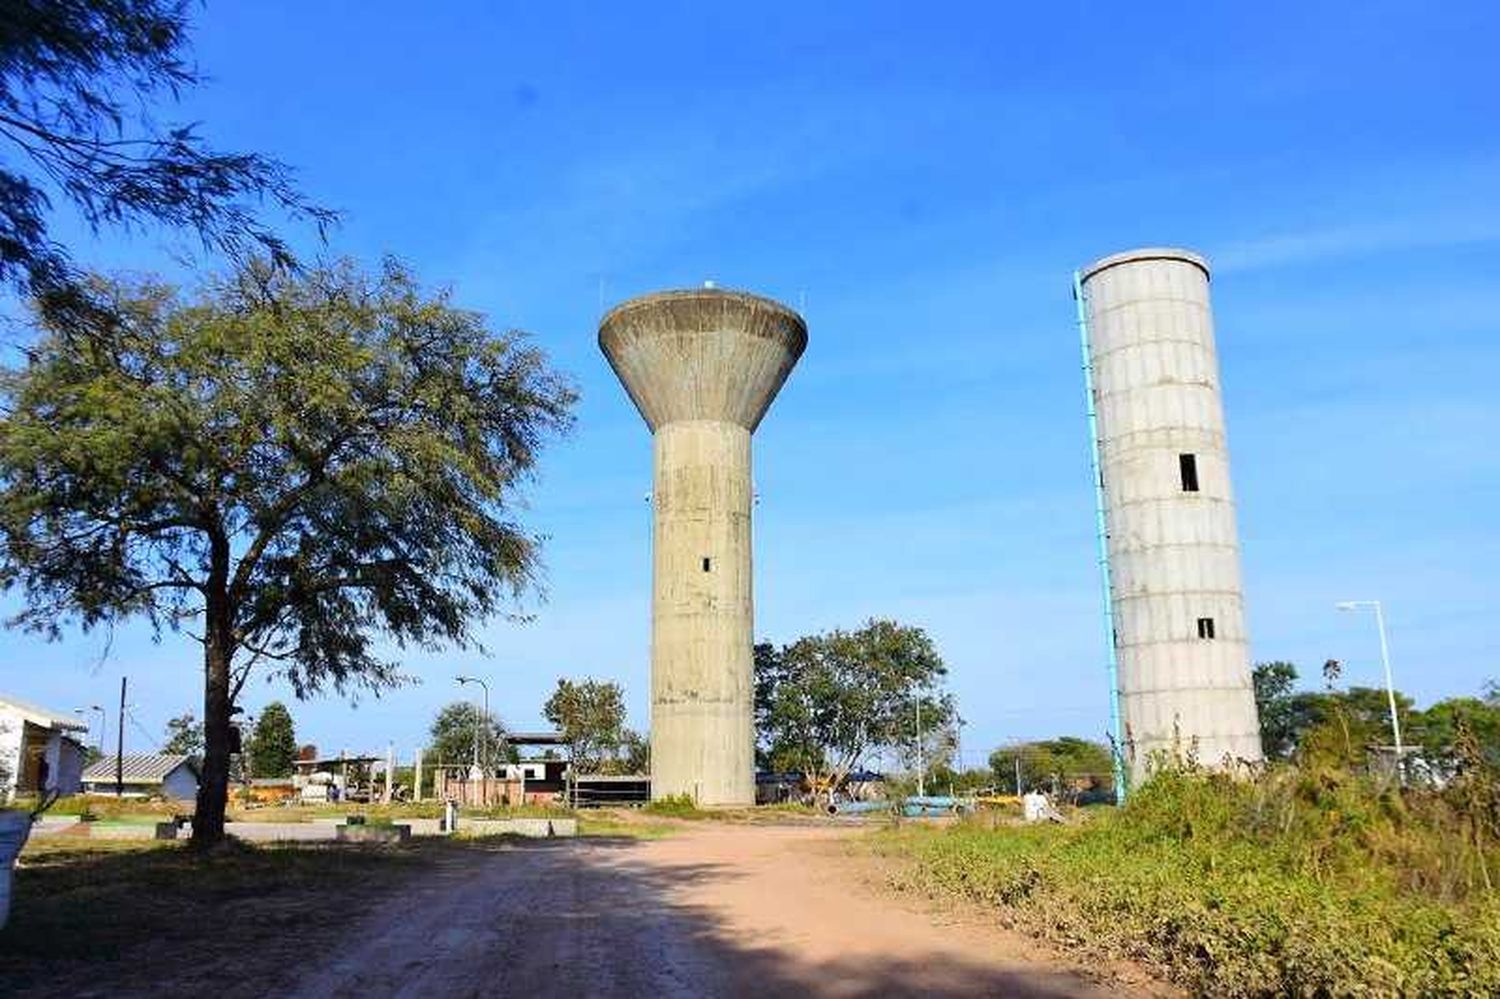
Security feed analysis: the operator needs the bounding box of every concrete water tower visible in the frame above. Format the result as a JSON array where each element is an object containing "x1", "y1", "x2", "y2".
[
  {"x1": 1078, "y1": 248, "x2": 1262, "y2": 778},
  {"x1": 599, "y1": 288, "x2": 807, "y2": 805}
]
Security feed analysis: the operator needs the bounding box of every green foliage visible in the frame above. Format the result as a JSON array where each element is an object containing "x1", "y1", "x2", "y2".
[
  {"x1": 1252, "y1": 661, "x2": 1500, "y2": 773},
  {"x1": 427, "y1": 700, "x2": 510, "y2": 768},
  {"x1": 754, "y1": 620, "x2": 955, "y2": 793},
  {"x1": 873, "y1": 763, "x2": 1500, "y2": 994},
  {"x1": 643, "y1": 794, "x2": 705, "y2": 818},
  {"x1": 615, "y1": 729, "x2": 650, "y2": 776},
  {"x1": 0, "y1": 260, "x2": 576, "y2": 691},
  {"x1": 0, "y1": 1, "x2": 331, "y2": 314},
  {"x1": 543, "y1": 678, "x2": 637, "y2": 774},
  {"x1": 0, "y1": 259, "x2": 575, "y2": 843},
  {"x1": 988, "y1": 737, "x2": 1114, "y2": 794},
  {"x1": 1252, "y1": 660, "x2": 1299, "y2": 758},
  {"x1": 1411, "y1": 697, "x2": 1500, "y2": 767},
  {"x1": 247, "y1": 703, "x2": 296, "y2": 778},
  {"x1": 162, "y1": 713, "x2": 203, "y2": 756}
]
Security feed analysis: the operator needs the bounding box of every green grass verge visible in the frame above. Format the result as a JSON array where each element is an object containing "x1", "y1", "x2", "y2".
[
  {"x1": 577, "y1": 816, "x2": 678, "y2": 839},
  {"x1": 867, "y1": 767, "x2": 1500, "y2": 995}
]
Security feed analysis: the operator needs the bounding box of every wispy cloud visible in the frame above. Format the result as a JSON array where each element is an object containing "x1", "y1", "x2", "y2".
[{"x1": 1212, "y1": 212, "x2": 1500, "y2": 273}]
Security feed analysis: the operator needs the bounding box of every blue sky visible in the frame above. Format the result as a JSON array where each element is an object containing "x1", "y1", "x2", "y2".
[{"x1": 2, "y1": 2, "x2": 1496, "y2": 768}]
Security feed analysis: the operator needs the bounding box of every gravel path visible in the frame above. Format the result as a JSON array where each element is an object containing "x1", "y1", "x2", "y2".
[{"x1": 284, "y1": 824, "x2": 1138, "y2": 998}]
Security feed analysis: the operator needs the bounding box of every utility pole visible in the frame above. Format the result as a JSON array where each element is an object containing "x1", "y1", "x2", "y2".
[
  {"x1": 1015, "y1": 756, "x2": 1022, "y2": 796},
  {"x1": 115, "y1": 676, "x2": 126, "y2": 797}
]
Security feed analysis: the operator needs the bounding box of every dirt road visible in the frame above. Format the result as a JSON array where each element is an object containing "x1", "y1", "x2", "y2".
[{"x1": 285, "y1": 824, "x2": 1140, "y2": 998}]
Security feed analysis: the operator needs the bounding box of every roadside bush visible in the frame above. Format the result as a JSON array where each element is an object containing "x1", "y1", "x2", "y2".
[
  {"x1": 643, "y1": 794, "x2": 704, "y2": 818},
  {"x1": 871, "y1": 762, "x2": 1500, "y2": 995}
]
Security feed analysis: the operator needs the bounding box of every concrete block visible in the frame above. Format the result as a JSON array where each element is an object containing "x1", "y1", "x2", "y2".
[
  {"x1": 335, "y1": 823, "x2": 411, "y2": 843},
  {"x1": 464, "y1": 817, "x2": 576, "y2": 838}
]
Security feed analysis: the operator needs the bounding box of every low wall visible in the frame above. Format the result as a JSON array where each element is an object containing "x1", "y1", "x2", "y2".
[{"x1": 464, "y1": 817, "x2": 576, "y2": 838}]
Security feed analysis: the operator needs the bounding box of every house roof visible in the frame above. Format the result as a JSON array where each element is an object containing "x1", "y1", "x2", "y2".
[
  {"x1": 293, "y1": 756, "x2": 381, "y2": 769},
  {"x1": 506, "y1": 731, "x2": 567, "y2": 746},
  {"x1": 82, "y1": 754, "x2": 199, "y2": 784},
  {"x1": 0, "y1": 693, "x2": 89, "y2": 732}
]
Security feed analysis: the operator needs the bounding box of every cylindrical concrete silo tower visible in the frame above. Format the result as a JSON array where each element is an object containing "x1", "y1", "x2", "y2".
[
  {"x1": 1079, "y1": 248, "x2": 1262, "y2": 779},
  {"x1": 599, "y1": 289, "x2": 807, "y2": 806}
]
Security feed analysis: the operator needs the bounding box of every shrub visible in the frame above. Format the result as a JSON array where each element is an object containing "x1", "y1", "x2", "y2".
[
  {"x1": 643, "y1": 794, "x2": 703, "y2": 818},
  {"x1": 871, "y1": 762, "x2": 1500, "y2": 994}
]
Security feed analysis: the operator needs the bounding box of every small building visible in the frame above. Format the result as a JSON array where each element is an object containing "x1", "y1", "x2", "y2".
[
  {"x1": 292, "y1": 755, "x2": 381, "y2": 803},
  {"x1": 0, "y1": 693, "x2": 89, "y2": 801},
  {"x1": 81, "y1": 754, "x2": 200, "y2": 800}
]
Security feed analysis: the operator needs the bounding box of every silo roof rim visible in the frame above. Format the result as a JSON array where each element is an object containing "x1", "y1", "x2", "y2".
[{"x1": 1081, "y1": 247, "x2": 1210, "y2": 283}]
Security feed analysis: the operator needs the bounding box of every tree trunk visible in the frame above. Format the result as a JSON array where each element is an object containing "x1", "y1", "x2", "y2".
[{"x1": 191, "y1": 539, "x2": 233, "y2": 847}]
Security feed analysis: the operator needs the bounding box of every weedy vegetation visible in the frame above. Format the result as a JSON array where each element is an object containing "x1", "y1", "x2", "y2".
[{"x1": 869, "y1": 729, "x2": 1500, "y2": 995}]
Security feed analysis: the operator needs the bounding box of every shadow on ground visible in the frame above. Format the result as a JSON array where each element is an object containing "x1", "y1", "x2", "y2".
[{"x1": 3, "y1": 831, "x2": 1115, "y2": 998}]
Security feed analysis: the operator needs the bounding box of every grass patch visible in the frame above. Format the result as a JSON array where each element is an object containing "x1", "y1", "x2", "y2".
[
  {"x1": 26, "y1": 794, "x2": 183, "y2": 821},
  {"x1": 868, "y1": 766, "x2": 1500, "y2": 995},
  {"x1": 642, "y1": 794, "x2": 712, "y2": 819},
  {"x1": 577, "y1": 816, "x2": 678, "y2": 839}
]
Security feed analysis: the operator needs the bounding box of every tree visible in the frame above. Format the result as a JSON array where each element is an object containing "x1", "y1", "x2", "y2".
[
  {"x1": 617, "y1": 729, "x2": 650, "y2": 776},
  {"x1": 247, "y1": 702, "x2": 295, "y2": 778},
  {"x1": 754, "y1": 619, "x2": 955, "y2": 798},
  {"x1": 989, "y1": 737, "x2": 1114, "y2": 794},
  {"x1": 1410, "y1": 697, "x2": 1500, "y2": 769},
  {"x1": 1253, "y1": 661, "x2": 1300, "y2": 759},
  {"x1": 0, "y1": 1, "x2": 331, "y2": 314},
  {"x1": 428, "y1": 701, "x2": 509, "y2": 770},
  {"x1": 162, "y1": 712, "x2": 203, "y2": 756},
  {"x1": 0, "y1": 259, "x2": 576, "y2": 845},
  {"x1": 544, "y1": 678, "x2": 628, "y2": 774}
]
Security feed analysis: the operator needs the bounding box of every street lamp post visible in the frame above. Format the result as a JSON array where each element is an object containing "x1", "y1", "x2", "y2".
[
  {"x1": 1336, "y1": 600, "x2": 1404, "y2": 775},
  {"x1": 455, "y1": 675, "x2": 490, "y2": 792},
  {"x1": 72, "y1": 708, "x2": 93, "y2": 751}
]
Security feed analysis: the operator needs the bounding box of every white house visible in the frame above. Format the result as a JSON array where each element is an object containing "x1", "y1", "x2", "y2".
[
  {"x1": 81, "y1": 754, "x2": 200, "y2": 800},
  {"x1": 0, "y1": 693, "x2": 89, "y2": 802}
]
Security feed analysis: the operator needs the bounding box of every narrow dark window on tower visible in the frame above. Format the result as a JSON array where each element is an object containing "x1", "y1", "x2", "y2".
[
  {"x1": 1197, "y1": 617, "x2": 1215, "y2": 640},
  {"x1": 1179, "y1": 453, "x2": 1200, "y2": 492},
  {"x1": 702, "y1": 557, "x2": 711, "y2": 572}
]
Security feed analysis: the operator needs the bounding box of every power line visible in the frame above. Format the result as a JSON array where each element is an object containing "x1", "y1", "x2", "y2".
[{"x1": 125, "y1": 707, "x2": 163, "y2": 752}]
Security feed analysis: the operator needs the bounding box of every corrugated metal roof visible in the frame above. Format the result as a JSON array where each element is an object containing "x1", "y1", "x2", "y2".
[
  {"x1": 506, "y1": 731, "x2": 567, "y2": 745},
  {"x1": 0, "y1": 693, "x2": 90, "y2": 732},
  {"x1": 81, "y1": 754, "x2": 198, "y2": 784}
]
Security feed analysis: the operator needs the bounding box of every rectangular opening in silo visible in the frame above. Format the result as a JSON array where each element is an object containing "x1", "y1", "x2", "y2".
[
  {"x1": 702, "y1": 557, "x2": 711, "y2": 572},
  {"x1": 1197, "y1": 617, "x2": 1215, "y2": 640},
  {"x1": 1179, "y1": 453, "x2": 1200, "y2": 492}
]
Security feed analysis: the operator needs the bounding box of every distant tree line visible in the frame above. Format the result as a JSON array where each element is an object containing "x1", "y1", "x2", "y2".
[{"x1": 1253, "y1": 660, "x2": 1500, "y2": 774}]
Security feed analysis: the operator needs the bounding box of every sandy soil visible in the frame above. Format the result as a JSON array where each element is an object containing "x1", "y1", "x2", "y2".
[{"x1": 282, "y1": 824, "x2": 1158, "y2": 998}]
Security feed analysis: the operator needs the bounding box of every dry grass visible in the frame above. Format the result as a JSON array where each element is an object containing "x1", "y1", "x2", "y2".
[{"x1": 868, "y1": 765, "x2": 1500, "y2": 996}]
